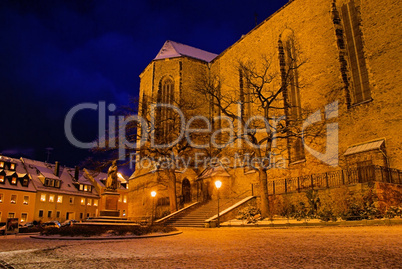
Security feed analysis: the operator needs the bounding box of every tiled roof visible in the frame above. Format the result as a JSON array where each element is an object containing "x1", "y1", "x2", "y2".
[
  {"x1": 154, "y1": 40, "x2": 218, "y2": 62},
  {"x1": 344, "y1": 140, "x2": 385, "y2": 156}
]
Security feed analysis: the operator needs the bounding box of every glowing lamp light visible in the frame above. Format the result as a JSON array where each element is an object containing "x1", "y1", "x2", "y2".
[
  {"x1": 215, "y1": 180, "x2": 222, "y2": 189},
  {"x1": 117, "y1": 173, "x2": 124, "y2": 179},
  {"x1": 151, "y1": 191, "x2": 157, "y2": 197}
]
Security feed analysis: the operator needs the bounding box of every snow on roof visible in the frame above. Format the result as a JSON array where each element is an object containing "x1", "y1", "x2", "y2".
[{"x1": 154, "y1": 40, "x2": 218, "y2": 62}]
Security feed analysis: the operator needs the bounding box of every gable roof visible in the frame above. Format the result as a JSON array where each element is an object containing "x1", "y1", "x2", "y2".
[{"x1": 154, "y1": 40, "x2": 218, "y2": 62}]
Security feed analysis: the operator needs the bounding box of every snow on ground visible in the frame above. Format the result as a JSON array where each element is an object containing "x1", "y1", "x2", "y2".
[{"x1": 0, "y1": 225, "x2": 401, "y2": 268}]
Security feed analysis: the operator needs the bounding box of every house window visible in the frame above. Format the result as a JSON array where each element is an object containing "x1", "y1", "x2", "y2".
[
  {"x1": 87, "y1": 199, "x2": 92, "y2": 206},
  {"x1": 54, "y1": 180, "x2": 61, "y2": 188},
  {"x1": 84, "y1": 185, "x2": 88, "y2": 192},
  {"x1": 56, "y1": 211, "x2": 61, "y2": 218},
  {"x1": 0, "y1": 193, "x2": 3, "y2": 203},
  {"x1": 40, "y1": 194, "x2": 46, "y2": 202},
  {"x1": 57, "y1": 196, "x2": 63, "y2": 203},
  {"x1": 22, "y1": 178, "x2": 29, "y2": 186},
  {"x1": 48, "y1": 211, "x2": 52, "y2": 218},
  {"x1": 0, "y1": 162, "x2": 4, "y2": 168},
  {"x1": 23, "y1": 196, "x2": 29, "y2": 205},
  {"x1": 49, "y1": 195, "x2": 55, "y2": 203},
  {"x1": 21, "y1": 213, "x2": 27, "y2": 223},
  {"x1": 9, "y1": 163, "x2": 16, "y2": 170},
  {"x1": 8, "y1": 212, "x2": 15, "y2": 218},
  {"x1": 341, "y1": 1, "x2": 371, "y2": 104},
  {"x1": 69, "y1": 197, "x2": 74, "y2": 204},
  {"x1": 86, "y1": 213, "x2": 89, "y2": 218},
  {"x1": 0, "y1": 212, "x2": 2, "y2": 221},
  {"x1": 0, "y1": 175, "x2": 4, "y2": 183},
  {"x1": 79, "y1": 184, "x2": 83, "y2": 191},
  {"x1": 93, "y1": 200, "x2": 98, "y2": 206},
  {"x1": 80, "y1": 213, "x2": 83, "y2": 219},
  {"x1": 11, "y1": 177, "x2": 17, "y2": 185},
  {"x1": 10, "y1": 194, "x2": 17, "y2": 204},
  {"x1": 39, "y1": 210, "x2": 44, "y2": 218},
  {"x1": 123, "y1": 195, "x2": 127, "y2": 203},
  {"x1": 80, "y1": 198, "x2": 85, "y2": 205}
]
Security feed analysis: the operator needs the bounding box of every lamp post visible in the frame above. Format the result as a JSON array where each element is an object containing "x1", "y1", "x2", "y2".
[
  {"x1": 151, "y1": 191, "x2": 156, "y2": 226},
  {"x1": 215, "y1": 180, "x2": 222, "y2": 228}
]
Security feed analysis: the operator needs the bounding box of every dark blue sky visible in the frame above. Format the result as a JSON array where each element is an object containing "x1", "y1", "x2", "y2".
[{"x1": 0, "y1": 0, "x2": 288, "y2": 169}]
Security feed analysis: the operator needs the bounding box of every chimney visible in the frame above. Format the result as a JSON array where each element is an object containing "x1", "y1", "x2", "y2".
[
  {"x1": 54, "y1": 161, "x2": 60, "y2": 177},
  {"x1": 74, "y1": 166, "x2": 79, "y2": 180}
]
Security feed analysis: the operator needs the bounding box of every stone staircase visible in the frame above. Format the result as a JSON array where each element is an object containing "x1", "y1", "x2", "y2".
[{"x1": 164, "y1": 198, "x2": 247, "y2": 228}]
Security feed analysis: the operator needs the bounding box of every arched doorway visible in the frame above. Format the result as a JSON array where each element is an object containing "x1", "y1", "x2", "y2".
[{"x1": 182, "y1": 178, "x2": 191, "y2": 203}]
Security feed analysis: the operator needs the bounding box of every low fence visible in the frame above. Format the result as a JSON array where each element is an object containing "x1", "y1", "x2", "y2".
[{"x1": 268, "y1": 165, "x2": 402, "y2": 195}]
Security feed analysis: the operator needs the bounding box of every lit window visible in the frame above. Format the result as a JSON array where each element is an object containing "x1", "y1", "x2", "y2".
[
  {"x1": 0, "y1": 162, "x2": 4, "y2": 168},
  {"x1": 69, "y1": 197, "x2": 74, "y2": 204},
  {"x1": 0, "y1": 175, "x2": 5, "y2": 183},
  {"x1": 57, "y1": 196, "x2": 63, "y2": 203},
  {"x1": 87, "y1": 199, "x2": 92, "y2": 206},
  {"x1": 21, "y1": 213, "x2": 27, "y2": 223},
  {"x1": 11, "y1": 194, "x2": 17, "y2": 204},
  {"x1": 48, "y1": 211, "x2": 52, "y2": 218},
  {"x1": 55, "y1": 180, "x2": 60, "y2": 188},
  {"x1": 93, "y1": 200, "x2": 98, "y2": 206},
  {"x1": 81, "y1": 198, "x2": 85, "y2": 205},
  {"x1": 11, "y1": 177, "x2": 17, "y2": 185},
  {"x1": 8, "y1": 212, "x2": 15, "y2": 218},
  {"x1": 23, "y1": 196, "x2": 29, "y2": 205},
  {"x1": 22, "y1": 178, "x2": 29, "y2": 186},
  {"x1": 39, "y1": 210, "x2": 43, "y2": 218},
  {"x1": 84, "y1": 185, "x2": 88, "y2": 191},
  {"x1": 123, "y1": 195, "x2": 127, "y2": 203},
  {"x1": 0, "y1": 193, "x2": 3, "y2": 203},
  {"x1": 49, "y1": 195, "x2": 55, "y2": 203},
  {"x1": 40, "y1": 194, "x2": 46, "y2": 202},
  {"x1": 10, "y1": 163, "x2": 16, "y2": 170},
  {"x1": 79, "y1": 184, "x2": 83, "y2": 191}
]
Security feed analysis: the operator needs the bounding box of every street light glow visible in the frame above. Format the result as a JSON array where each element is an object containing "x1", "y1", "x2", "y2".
[
  {"x1": 215, "y1": 180, "x2": 222, "y2": 189},
  {"x1": 151, "y1": 191, "x2": 157, "y2": 197}
]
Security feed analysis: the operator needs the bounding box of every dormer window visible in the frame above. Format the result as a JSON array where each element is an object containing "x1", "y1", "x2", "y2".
[
  {"x1": 78, "y1": 184, "x2": 92, "y2": 192},
  {"x1": 43, "y1": 178, "x2": 61, "y2": 188},
  {"x1": 22, "y1": 178, "x2": 29, "y2": 187},
  {"x1": 0, "y1": 175, "x2": 4, "y2": 183},
  {"x1": 0, "y1": 162, "x2": 4, "y2": 168},
  {"x1": 9, "y1": 163, "x2": 16, "y2": 170},
  {"x1": 11, "y1": 177, "x2": 17, "y2": 185}
]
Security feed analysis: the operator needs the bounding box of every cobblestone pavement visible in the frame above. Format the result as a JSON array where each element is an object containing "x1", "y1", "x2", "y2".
[{"x1": 0, "y1": 226, "x2": 401, "y2": 268}]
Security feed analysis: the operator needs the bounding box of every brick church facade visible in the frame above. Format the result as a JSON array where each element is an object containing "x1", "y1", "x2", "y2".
[{"x1": 128, "y1": 0, "x2": 401, "y2": 219}]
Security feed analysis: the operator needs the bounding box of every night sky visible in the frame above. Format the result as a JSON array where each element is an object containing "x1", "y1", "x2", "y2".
[{"x1": 0, "y1": 0, "x2": 289, "y2": 171}]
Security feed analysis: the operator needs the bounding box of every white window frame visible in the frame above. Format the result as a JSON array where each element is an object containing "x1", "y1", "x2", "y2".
[{"x1": 10, "y1": 194, "x2": 17, "y2": 204}]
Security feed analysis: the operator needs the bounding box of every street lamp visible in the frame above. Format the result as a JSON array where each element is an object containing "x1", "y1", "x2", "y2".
[
  {"x1": 151, "y1": 191, "x2": 157, "y2": 226},
  {"x1": 215, "y1": 180, "x2": 222, "y2": 228}
]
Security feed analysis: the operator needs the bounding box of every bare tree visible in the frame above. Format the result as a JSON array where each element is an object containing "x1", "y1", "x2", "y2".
[{"x1": 195, "y1": 47, "x2": 324, "y2": 217}]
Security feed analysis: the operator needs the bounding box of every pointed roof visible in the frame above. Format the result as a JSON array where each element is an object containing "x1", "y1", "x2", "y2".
[{"x1": 154, "y1": 40, "x2": 218, "y2": 62}]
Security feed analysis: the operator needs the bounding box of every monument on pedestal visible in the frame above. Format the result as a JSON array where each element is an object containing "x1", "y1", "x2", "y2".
[{"x1": 100, "y1": 160, "x2": 121, "y2": 217}]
